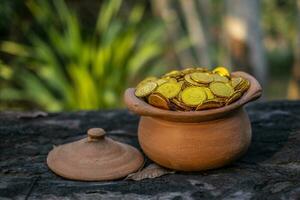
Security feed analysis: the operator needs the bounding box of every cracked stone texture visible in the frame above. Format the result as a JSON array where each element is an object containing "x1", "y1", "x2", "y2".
[{"x1": 1, "y1": 101, "x2": 300, "y2": 199}]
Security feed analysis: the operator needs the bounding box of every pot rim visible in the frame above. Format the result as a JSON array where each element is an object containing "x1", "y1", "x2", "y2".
[{"x1": 124, "y1": 71, "x2": 262, "y2": 122}]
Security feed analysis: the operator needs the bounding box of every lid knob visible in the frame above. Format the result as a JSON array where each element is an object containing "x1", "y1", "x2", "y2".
[{"x1": 87, "y1": 128, "x2": 105, "y2": 142}]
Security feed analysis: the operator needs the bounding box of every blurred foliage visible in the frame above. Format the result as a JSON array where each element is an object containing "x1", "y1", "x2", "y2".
[
  {"x1": 0, "y1": 0, "x2": 165, "y2": 111},
  {"x1": 262, "y1": 0, "x2": 296, "y2": 76},
  {"x1": 0, "y1": 0, "x2": 298, "y2": 110}
]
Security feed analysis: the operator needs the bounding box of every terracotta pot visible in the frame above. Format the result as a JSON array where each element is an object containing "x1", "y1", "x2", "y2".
[{"x1": 124, "y1": 72, "x2": 262, "y2": 171}]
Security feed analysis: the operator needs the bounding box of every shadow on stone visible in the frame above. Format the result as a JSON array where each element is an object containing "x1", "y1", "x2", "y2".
[{"x1": 239, "y1": 106, "x2": 296, "y2": 165}]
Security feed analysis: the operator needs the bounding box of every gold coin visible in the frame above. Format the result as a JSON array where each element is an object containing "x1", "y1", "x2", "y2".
[
  {"x1": 156, "y1": 78, "x2": 168, "y2": 86},
  {"x1": 181, "y1": 81, "x2": 191, "y2": 90},
  {"x1": 211, "y1": 73, "x2": 229, "y2": 83},
  {"x1": 226, "y1": 91, "x2": 242, "y2": 105},
  {"x1": 163, "y1": 70, "x2": 181, "y2": 78},
  {"x1": 190, "y1": 72, "x2": 213, "y2": 84},
  {"x1": 182, "y1": 68, "x2": 196, "y2": 74},
  {"x1": 148, "y1": 93, "x2": 170, "y2": 110},
  {"x1": 236, "y1": 79, "x2": 250, "y2": 93},
  {"x1": 203, "y1": 87, "x2": 214, "y2": 100},
  {"x1": 141, "y1": 76, "x2": 157, "y2": 82},
  {"x1": 177, "y1": 77, "x2": 185, "y2": 82},
  {"x1": 135, "y1": 81, "x2": 157, "y2": 97},
  {"x1": 181, "y1": 86, "x2": 207, "y2": 106},
  {"x1": 184, "y1": 74, "x2": 204, "y2": 86},
  {"x1": 171, "y1": 98, "x2": 192, "y2": 111},
  {"x1": 196, "y1": 99, "x2": 224, "y2": 111},
  {"x1": 167, "y1": 78, "x2": 178, "y2": 83},
  {"x1": 231, "y1": 77, "x2": 243, "y2": 88},
  {"x1": 209, "y1": 82, "x2": 234, "y2": 98},
  {"x1": 178, "y1": 80, "x2": 184, "y2": 85},
  {"x1": 177, "y1": 91, "x2": 183, "y2": 101},
  {"x1": 178, "y1": 81, "x2": 185, "y2": 90},
  {"x1": 196, "y1": 67, "x2": 209, "y2": 72},
  {"x1": 213, "y1": 66, "x2": 230, "y2": 77},
  {"x1": 156, "y1": 82, "x2": 182, "y2": 99},
  {"x1": 243, "y1": 79, "x2": 250, "y2": 91},
  {"x1": 136, "y1": 76, "x2": 157, "y2": 88},
  {"x1": 169, "y1": 103, "x2": 182, "y2": 111}
]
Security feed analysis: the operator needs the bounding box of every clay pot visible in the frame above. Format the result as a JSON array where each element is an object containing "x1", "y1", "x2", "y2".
[{"x1": 124, "y1": 71, "x2": 262, "y2": 171}]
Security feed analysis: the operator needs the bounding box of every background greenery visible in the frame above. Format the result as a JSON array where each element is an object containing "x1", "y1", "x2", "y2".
[{"x1": 0, "y1": 0, "x2": 298, "y2": 111}]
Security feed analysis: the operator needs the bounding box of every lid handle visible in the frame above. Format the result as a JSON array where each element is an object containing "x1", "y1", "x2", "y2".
[{"x1": 87, "y1": 128, "x2": 105, "y2": 142}]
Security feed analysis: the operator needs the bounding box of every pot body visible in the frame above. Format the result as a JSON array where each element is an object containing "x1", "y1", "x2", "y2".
[{"x1": 138, "y1": 107, "x2": 251, "y2": 171}]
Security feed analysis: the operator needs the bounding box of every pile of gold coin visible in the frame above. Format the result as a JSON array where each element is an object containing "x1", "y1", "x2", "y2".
[{"x1": 134, "y1": 67, "x2": 250, "y2": 111}]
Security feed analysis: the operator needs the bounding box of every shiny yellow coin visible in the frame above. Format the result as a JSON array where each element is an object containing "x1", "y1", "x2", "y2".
[
  {"x1": 196, "y1": 99, "x2": 224, "y2": 111},
  {"x1": 182, "y1": 68, "x2": 196, "y2": 74},
  {"x1": 190, "y1": 72, "x2": 213, "y2": 84},
  {"x1": 213, "y1": 66, "x2": 230, "y2": 77},
  {"x1": 167, "y1": 78, "x2": 178, "y2": 83},
  {"x1": 178, "y1": 81, "x2": 185, "y2": 90},
  {"x1": 141, "y1": 76, "x2": 157, "y2": 82},
  {"x1": 203, "y1": 87, "x2": 214, "y2": 100},
  {"x1": 156, "y1": 78, "x2": 168, "y2": 86},
  {"x1": 181, "y1": 87, "x2": 207, "y2": 106},
  {"x1": 243, "y1": 79, "x2": 250, "y2": 91},
  {"x1": 156, "y1": 82, "x2": 182, "y2": 99},
  {"x1": 136, "y1": 76, "x2": 157, "y2": 88},
  {"x1": 177, "y1": 77, "x2": 185, "y2": 82},
  {"x1": 209, "y1": 82, "x2": 234, "y2": 98},
  {"x1": 177, "y1": 91, "x2": 183, "y2": 101},
  {"x1": 171, "y1": 98, "x2": 192, "y2": 111},
  {"x1": 196, "y1": 67, "x2": 209, "y2": 72},
  {"x1": 211, "y1": 73, "x2": 229, "y2": 83},
  {"x1": 184, "y1": 74, "x2": 204, "y2": 86},
  {"x1": 231, "y1": 77, "x2": 243, "y2": 88},
  {"x1": 163, "y1": 70, "x2": 181, "y2": 78},
  {"x1": 178, "y1": 80, "x2": 184, "y2": 85},
  {"x1": 226, "y1": 91, "x2": 242, "y2": 105},
  {"x1": 236, "y1": 79, "x2": 250, "y2": 93},
  {"x1": 135, "y1": 81, "x2": 157, "y2": 97},
  {"x1": 148, "y1": 93, "x2": 170, "y2": 110},
  {"x1": 169, "y1": 103, "x2": 182, "y2": 111}
]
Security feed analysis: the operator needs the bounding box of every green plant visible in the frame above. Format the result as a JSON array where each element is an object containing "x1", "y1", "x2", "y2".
[{"x1": 0, "y1": 0, "x2": 165, "y2": 111}]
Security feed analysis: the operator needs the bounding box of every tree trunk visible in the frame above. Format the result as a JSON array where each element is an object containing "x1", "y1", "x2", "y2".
[
  {"x1": 287, "y1": 0, "x2": 300, "y2": 99},
  {"x1": 224, "y1": 0, "x2": 267, "y2": 88},
  {"x1": 151, "y1": 0, "x2": 196, "y2": 68},
  {"x1": 179, "y1": 0, "x2": 211, "y2": 67}
]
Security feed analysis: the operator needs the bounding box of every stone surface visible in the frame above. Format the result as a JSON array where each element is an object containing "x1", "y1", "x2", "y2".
[{"x1": 1, "y1": 101, "x2": 300, "y2": 199}]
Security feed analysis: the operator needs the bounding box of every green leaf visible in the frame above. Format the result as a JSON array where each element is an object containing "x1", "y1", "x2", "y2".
[
  {"x1": 0, "y1": 41, "x2": 31, "y2": 57},
  {"x1": 128, "y1": 4, "x2": 145, "y2": 25},
  {"x1": 96, "y1": 0, "x2": 122, "y2": 32}
]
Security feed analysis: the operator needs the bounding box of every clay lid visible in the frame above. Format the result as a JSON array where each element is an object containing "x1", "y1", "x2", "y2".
[{"x1": 47, "y1": 128, "x2": 144, "y2": 181}]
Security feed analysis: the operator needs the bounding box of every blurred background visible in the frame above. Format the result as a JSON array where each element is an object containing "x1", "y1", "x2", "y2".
[{"x1": 0, "y1": 0, "x2": 299, "y2": 111}]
